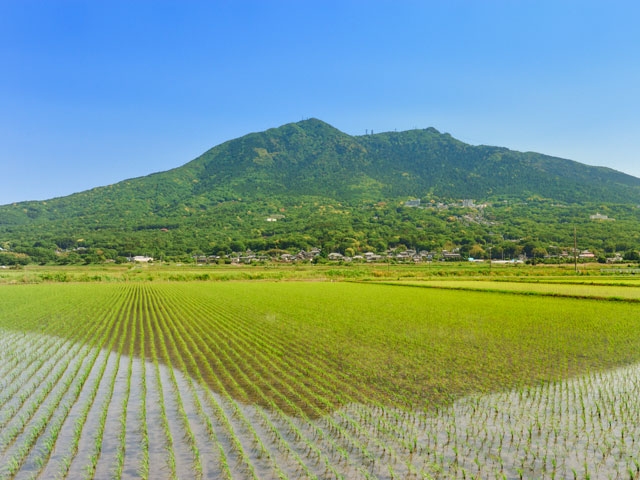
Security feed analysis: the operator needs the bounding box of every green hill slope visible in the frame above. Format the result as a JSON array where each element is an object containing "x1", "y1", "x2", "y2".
[{"x1": 1, "y1": 118, "x2": 639, "y2": 264}]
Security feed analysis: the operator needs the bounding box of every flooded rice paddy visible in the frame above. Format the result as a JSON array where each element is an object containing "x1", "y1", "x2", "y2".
[
  {"x1": 2, "y1": 328, "x2": 640, "y2": 479},
  {"x1": 3, "y1": 280, "x2": 640, "y2": 479}
]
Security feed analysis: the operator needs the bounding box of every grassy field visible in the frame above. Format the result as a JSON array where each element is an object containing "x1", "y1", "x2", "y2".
[
  {"x1": 0, "y1": 259, "x2": 634, "y2": 284},
  {"x1": 1, "y1": 268, "x2": 640, "y2": 478},
  {"x1": 382, "y1": 279, "x2": 640, "y2": 301}
]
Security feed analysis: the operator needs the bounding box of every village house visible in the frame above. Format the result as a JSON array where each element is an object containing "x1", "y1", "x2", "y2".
[
  {"x1": 364, "y1": 252, "x2": 383, "y2": 262},
  {"x1": 441, "y1": 250, "x2": 462, "y2": 261},
  {"x1": 590, "y1": 213, "x2": 614, "y2": 221},
  {"x1": 606, "y1": 253, "x2": 624, "y2": 264},
  {"x1": 280, "y1": 253, "x2": 296, "y2": 262},
  {"x1": 129, "y1": 255, "x2": 153, "y2": 263}
]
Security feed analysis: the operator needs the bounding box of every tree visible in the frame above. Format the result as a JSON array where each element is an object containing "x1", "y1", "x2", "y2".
[
  {"x1": 532, "y1": 247, "x2": 548, "y2": 260},
  {"x1": 469, "y1": 244, "x2": 485, "y2": 259}
]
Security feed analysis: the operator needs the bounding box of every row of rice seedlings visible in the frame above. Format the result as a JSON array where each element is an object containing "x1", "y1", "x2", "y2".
[
  {"x1": 142, "y1": 288, "x2": 262, "y2": 480},
  {"x1": 0, "y1": 307, "x2": 98, "y2": 429},
  {"x1": 148, "y1": 286, "x2": 304, "y2": 479},
  {"x1": 225, "y1": 299, "x2": 422, "y2": 479},
  {"x1": 181, "y1": 289, "x2": 407, "y2": 475},
  {"x1": 162, "y1": 286, "x2": 378, "y2": 475},
  {"x1": 379, "y1": 363, "x2": 640, "y2": 478},
  {"x1": 141, "y1": 286, "x2": 178, "y2": 479},
  {"x1": 52, "y1": 285, "x2": 133, "y2": 478},
  {"x1": 195, "y1": 286, "x2": 412, "y2": 422},
  {"x1": 2, "y1": 286, "x2": 127, "y2": 478},
  {"x1": 144, "y1": 286, "x2": 204, "y2": 479},
  {"x1": 0, "y1": 335, "x2": 69, "y2": 428},
  {"x1": 198, "y1": 308, "x2": 381, "y2": 478},
  {"x1": 171, "y1": 282, "x2": 640, "y2": 478},
  {"x1": 0, "y1": 299, "x2": 117, "y2": 478},
  {"x1": 112, "y1": 287, "x2": 138, "y2": 480},
  {"x1": 32, "y1": 318, "x2": 125, "y2": 471},
  {"x1": 144, "y1": 286, "x2": 240, "y2": 480},
  {"x1": 0, "y1": 331, "x2": 88, "y2": 456},
  {"x1": 38, "y1": 286, "x2": 132, "y2": 478},
  {"x1": 136, "y1": 290, "x2": 150, "y2": 479},
  {"x1": 25, "y1": 311, "x2": 122, "y2": 478},
  {"x1": 161, "y1": 288, "x2": 360, "y2": 478},
  {"x1": 0, "y1": 329, "x2": 24, "y2": 375},
  {"x1": 0, "y1": 285, "x2": 125, "y2": 426},
  {"x1": 0, "y1": 330, "x2": 61, "y2": 396},
  {"x1": 152, "y1": 286, "x2": 285, "y2": 478}
]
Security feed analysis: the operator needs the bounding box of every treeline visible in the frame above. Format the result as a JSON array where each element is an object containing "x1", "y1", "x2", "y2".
[{"x1": 2, "y1": 196, "x2": 639, "y2": 265}]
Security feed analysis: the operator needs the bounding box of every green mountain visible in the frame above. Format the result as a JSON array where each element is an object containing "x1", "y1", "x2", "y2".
[{"x1": 2, "y1": 118, "x2": 640, "y2": 264}]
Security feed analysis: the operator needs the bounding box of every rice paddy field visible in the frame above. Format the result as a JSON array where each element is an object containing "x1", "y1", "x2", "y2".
[{"x1": 2, "y1": 268, "x2": 640, "y2": 479}]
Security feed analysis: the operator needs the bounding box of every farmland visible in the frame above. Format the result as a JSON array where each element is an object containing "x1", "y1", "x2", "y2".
[{"x1": 1, "y1": 270, "x2": 640, "y2": 478}]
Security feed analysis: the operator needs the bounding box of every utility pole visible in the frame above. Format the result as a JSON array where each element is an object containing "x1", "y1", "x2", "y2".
[{"x1": 574, "y1": 226, "x2": 578, "y2": 274}]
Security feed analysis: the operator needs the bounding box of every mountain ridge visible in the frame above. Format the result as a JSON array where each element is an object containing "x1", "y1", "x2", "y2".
[
  {"x1": 1, "y1": 118, "x2": 639, "y2": 264},
  {"x1": 4, "y1": 118, "x2": 640, "y2": 211}
]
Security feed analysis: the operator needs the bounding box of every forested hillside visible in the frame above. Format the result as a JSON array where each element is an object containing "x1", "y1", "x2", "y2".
[{"x1": 1, "y1": 119, "x2": 640, "y2": 265}]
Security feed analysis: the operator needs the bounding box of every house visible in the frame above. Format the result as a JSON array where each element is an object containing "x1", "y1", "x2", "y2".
[
  {"x1": 363, "y1": 252, "x2": 383, "y2": 262},
  {"x1": 404, "y1": 199, "x2": 421, "y2": 207},
  {"x1": 394, "y1": 250, "x2": 415, "y2": 261},
  {"x1": 606, "y1": 253, "x2": 624, "y2": 264},
  {"x1": 590, "y1": 213, "x2": 614, "y2": 221},
  {"x1": 441, "y1": 250, "x2": 462, "y2": 261},
  {"x1": 295, "y1": 250, "x2": 320, "y2": 261},
  {"x1": 130, "y1": 255, "x2": 153, "y2": 263}
]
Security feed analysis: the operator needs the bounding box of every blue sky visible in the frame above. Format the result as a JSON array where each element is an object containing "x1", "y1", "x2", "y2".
[{"x1": 1, "y1": 0, "x2": 639, "y2": 205}]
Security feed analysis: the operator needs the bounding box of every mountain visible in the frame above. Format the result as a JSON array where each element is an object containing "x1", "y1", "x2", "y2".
[{"x1": 1, "y1": 118, "x2": 640, "y2": 264}]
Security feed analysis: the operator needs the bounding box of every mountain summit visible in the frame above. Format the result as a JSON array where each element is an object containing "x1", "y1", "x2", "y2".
[{"x1": 181, "y1": 117, "x2": 640, "y2": 204}]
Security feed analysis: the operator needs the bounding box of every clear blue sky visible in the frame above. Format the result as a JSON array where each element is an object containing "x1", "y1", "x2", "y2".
[{"x1": 1, "y1": 0, "x2": 639, "y2": 205}]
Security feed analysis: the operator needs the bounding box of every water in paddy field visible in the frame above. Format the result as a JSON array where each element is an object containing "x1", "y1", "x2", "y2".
[{"x1": 1, "y1": 329, "x2": 640, "y2": 479}]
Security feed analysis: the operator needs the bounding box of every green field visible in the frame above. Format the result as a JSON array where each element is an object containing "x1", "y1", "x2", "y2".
[
  {"x1": 0, "y1": 260, "x2": 628, "y2": 285},
  {"x1": 1, "y1": 270, "x2": 640, "y2": 478},
  {"x1": 383, "y1": 278, "x2": 640, "y2": 301}
]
